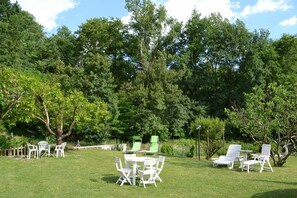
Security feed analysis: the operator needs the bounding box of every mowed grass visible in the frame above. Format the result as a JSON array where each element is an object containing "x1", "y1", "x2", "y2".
[{"x1": 0, "y1": 149, "x2": 296, "y2": 198}]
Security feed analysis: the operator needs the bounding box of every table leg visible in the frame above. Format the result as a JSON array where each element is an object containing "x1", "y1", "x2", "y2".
[
  {"x1": 48, "y1": 145, "x2": 50, "y2": 156},
  {"x1": 132, "y1": 162, "x2": 137, "y2": 185},
  {"x1": 243, "y1": 153, "x2": 248, "y2": 161},
  {"x1": 239, "y1": 153, "x2": 247, "y2": 168}
]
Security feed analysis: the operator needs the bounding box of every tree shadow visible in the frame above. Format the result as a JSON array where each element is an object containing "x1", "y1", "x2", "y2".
[
  {"x1": 167, "y1": 158, "x2": 213, "y2": 169},
  {"x1": 248, "y1": 179, "x2": 297, "y2": 186},
  {"x1": 251, "y1": 189, "x2": 297, "y2": 198}
]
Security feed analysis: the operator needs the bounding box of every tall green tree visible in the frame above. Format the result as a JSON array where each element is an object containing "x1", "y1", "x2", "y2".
[
  {"x1": 0, "y1": 0, "x2": 44, "y2": 69},
  {"x1": 76, "y1": 52, "x2": 120, "y2": 141},
  {"x1": 181, "y1": 12, "x2": 252, "y2": 118},
  {"x1": 238, "y1": 30, "x2": 280, "y2": 95},
  {"x1": 117, "y1": 0, "x2": 191, "y2": 140},
  {"x1": 273, "y1": 34, "x2": 297, "y2": 85},
  {"x1": 38, "y1": 26, "x2": 77, "y2": 72},
  {"x1": 0, "y1": 66, "x2": 25, "y2": 123},
  {"x1": 76, "y1": 18, "x2": 134, "y2": 87}
]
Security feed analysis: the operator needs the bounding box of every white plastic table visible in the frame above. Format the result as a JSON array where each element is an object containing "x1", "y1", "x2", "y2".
[
  {"x1": 125, "y1": 156, "x2": 157, "y2": 185},
  {"x1": 239, "y1": 150, "x2": 252, "y2": 168}
]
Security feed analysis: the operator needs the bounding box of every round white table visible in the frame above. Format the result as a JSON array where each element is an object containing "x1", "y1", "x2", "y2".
[{"x1": 125, "y1": 157, "x2": 157, "y2": 185}]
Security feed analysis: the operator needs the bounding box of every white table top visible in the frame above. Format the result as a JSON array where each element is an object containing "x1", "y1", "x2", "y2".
[{"x1": 125, "y1": 156, "x2": 157, "y2": 162}]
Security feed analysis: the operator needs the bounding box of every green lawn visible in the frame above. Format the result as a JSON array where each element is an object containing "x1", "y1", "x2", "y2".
[{"x1": 0, "y1": 149, "x2": 296, "y2": 198}]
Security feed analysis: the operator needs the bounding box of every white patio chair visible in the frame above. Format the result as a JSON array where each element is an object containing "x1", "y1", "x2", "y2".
[
  {"x1": 54, "y1": 142, "x2": 67, "y2": 158},
  {"x1": 138, "y1": 158, "x2": 157, "y2": 188},
  {"x1": 213, "y1": 144, "x2": 241, "y2": 169},
  {"x1": 154, "y1": 156, "x2": 165, "y2": 182},
  {"x1": 115, "y1": 157, "x2": 132, "y2": 186},
  {"x1": 124, "y1": 154, "x2": 137, "y2": 168},
  {"x1": 241, "y1": 144, "x2": 274, "y2": 173},
  {"x1": 38, "y1": 141, "x2": 50, "y2": 157},
  {"x1": 27, "y1": 143, "x2": 38, "y2": 159}
]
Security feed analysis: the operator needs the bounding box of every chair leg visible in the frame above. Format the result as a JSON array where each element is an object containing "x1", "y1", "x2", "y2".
[
  {"x1": 260, "y1": 160, "x2": 273, "y2": 173},
  {"x1": 120, "y1": 178, "x2": 126, "y2": 186},
  {"x1": 154, "y1": 173, "x2": 162, "y2": 182},
  {"x1": 156, "y1": 175, "x2": 162, "y2": 182},
  {"x1": 116, "y1": 178, "x2": 121, "y2": 184},
  {"x1": 267, "y1": 161, "x2": 273, "y2": 172}
]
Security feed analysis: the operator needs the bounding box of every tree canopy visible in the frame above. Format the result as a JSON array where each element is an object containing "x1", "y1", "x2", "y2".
[{"x1": 0, "y1": 0, "x2": 297, "y2": 153}]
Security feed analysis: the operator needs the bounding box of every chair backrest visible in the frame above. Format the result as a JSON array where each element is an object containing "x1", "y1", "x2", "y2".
[
  {"x1": 149, "y1": 142, "x2": 159, "y2": 152},
  {"x1": 61, "y1": 142, "x2": 67, "y2": 149},
  {"x1": 27, "y1": 143, "x2": 37, "y2": 150},
  {"x1": 55, "y1": 142, "x2": 67, "y2": 150},
  {"x1": 133, "y1": 136, "x2": 142, "y2": 143},
  {"x1": 226, "y1": 144, "x2": 241, "y2": 161},
  {"x1": 131, "y1": 142, "x2": 141, "y2": 151},
  {"x1": 150, "y1": 136, "x2": 159, "y2": 143},
  {"x1": 38, "y1": 141, "x2": 48, "y2": 150},
  {"x1": 143, "y1": 158, "x2": 156, "y2": 170},
  {"x1": 115, "y1": 157, "x2": 123, "y2": 171},
  {"x1": 260, "y1": 144, "x2": 271, "y2": 159},
  {"x1": 156, "y1": 156, "x2": 165, "y2": 170},
  {"x1": 124, "y1": 154, "x2": 136, "y2": 161}
]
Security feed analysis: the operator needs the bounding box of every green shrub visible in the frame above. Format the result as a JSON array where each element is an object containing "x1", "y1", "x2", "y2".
[
  {"x1": 161, "y1": 144, "x2": 174, "y2": 156},
  {"x1": 9, "y1": 136, "x2": 29, "y2": 147},
  {"x1": 172, "y1": 139, "x2": 195, "y2": 157},
  {"x1": 188, "y1": 145, "x2": 195, "y2": 157},
  {"x1": 0, "y1": 136, "x2": 10, "y2": 149},
  {"x1": 0, "y1": 135, "x2": 29, "y2": 149}
]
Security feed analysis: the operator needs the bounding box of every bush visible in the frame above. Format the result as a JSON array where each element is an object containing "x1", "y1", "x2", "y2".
[
  {"x1": 161, "y1": 144, "x2": 174, "y2": 156},
  {"x1": 0, "y1": 136, "x2": 10, "y2": 149},
  {"x1": 9, "y1": 136, "x2": 29, "y2": 147},
  {"x1": 160, "y1": 139, "x2": 195, "y2": 157},
  {"x1": 0, "y1": 135, "x2": 29, "y2": 149},
  {"x1": 173, "y1": 139, "x2": 195, "y2": 157}
]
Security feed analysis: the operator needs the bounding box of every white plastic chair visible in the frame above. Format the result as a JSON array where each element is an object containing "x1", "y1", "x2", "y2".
[
  {"x1": 213, "y1": 144, "x2": 241, "y2": 169},
  {"x1": 138, "y1": 158, "x2": 157, "y2": 188},
  {"x1": 154, "y1": 156, "x2": 165, "y2": 182},
  {"x1": 124, "y1": 154, "x2": 136, "y2": 168},
  {"x1": 27, "y1": 143, "x2": 38, "y2": 159},
  {"x1": 38, "y1": 141, "x2": 50, "y2": 157},
  {"x1": 241, "y1": 144, "x2": 274, "y2": 173},
  {"x1": 115, "y1": 157, "x2": 132, "y2": 186},
  {"x1": 54, "y1": 142, "x2": 67, "y2": 158}
]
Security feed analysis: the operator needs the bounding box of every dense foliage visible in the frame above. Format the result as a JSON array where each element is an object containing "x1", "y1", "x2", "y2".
[
  {"x1": 226, "y1": 83, "x2": 297, "y2": 166},
  {"x1": 0, "y1": 0, "x2": 297, "y2": 162}
]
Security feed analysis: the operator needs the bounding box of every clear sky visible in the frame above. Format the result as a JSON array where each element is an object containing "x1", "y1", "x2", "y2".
[{"x1": 11, "y1": 0, "x2": 297, "y2": 39}]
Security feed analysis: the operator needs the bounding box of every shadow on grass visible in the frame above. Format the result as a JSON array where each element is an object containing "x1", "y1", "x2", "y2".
[
  {"x1": 167, "y1": 159, "x2": 212, "y2": 169},
  {"x1": 100, "y1": 174, "x2": 118, "y2": 184},
  {"x1": 251, "y1": 189, "x2": 297, "y2": 198},
  {"x1": 249, "y1": 179, "x2": 297, "y2": 186}
]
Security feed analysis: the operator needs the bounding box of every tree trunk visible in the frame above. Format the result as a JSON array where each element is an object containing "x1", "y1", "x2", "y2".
[
  {"x1": 272, "y1": 143, "x2": 291, "y2": 167},
  {"x1": 57, "y1": 135, "x2": 63, "y2": 145}
]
